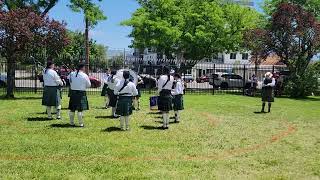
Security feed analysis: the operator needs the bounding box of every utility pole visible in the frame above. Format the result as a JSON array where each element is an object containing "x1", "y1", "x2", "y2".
[{"x1": 85, "y1": 17, "x2": 90, "y2": 74}]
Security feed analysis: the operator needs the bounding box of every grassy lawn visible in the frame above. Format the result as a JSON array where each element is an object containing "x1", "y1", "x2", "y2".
[{"x1": 0, "y1": 92, "x2": 320, "y2": 179}]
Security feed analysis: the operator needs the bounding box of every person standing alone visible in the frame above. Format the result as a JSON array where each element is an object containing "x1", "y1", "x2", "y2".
[
  {"x1": 42, "y1": 61, "x2": 64, "y2": 119},
  {"x1": 68, "y1": 64, "x2": 91, "y2": 127},
  {"x1": 261, "y1": 72, "x2": 276, "y2": 113}
]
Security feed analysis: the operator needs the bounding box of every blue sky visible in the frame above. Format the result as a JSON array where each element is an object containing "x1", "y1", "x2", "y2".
[{"x1": 49, "y1": 0, "x2": 263, "y2": 50}]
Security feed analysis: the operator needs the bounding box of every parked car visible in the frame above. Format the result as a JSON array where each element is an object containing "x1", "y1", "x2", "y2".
[
  {"x1": 182, "y1": 74, "x2": 194, "y2": 82},
  {"x1": 196, "y1": 75, "x2": 210, "y2": 83},
  {"x1": 38, "y1": 68, "x2": 102, "y2": 88},
  {"x1": 209, "y1": 73, "x2": 250, "y2": 89},
  {"x1": 0, "y1": 73, "x2": 7, "y2": 87}
]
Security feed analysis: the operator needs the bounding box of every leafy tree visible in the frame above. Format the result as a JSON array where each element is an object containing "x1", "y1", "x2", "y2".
[
  {"x1": 61, "y1": 30, "x2": 108, "y2": 66},
  {"x1": 0, "y1": 8, "x2": 68, "y2": 98},
  {"x1": 122, "y1": 0, "x2": 262, "y2": 60},
  {"x1": 68, "y1": 0, "x2": 106, "y2": 72},
  {"x1": 1, "y1": 0, "x2": 59, "y2": 16},
  {"x1": 245, "y1": 3, "x2": 320, "y2": 97},
  {"x1": 263, "y1": 0, "x2": 320, "y2": 20}
]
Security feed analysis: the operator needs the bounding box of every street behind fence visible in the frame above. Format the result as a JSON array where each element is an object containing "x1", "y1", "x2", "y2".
[{"x1": 0, "y1": 58, "x2": 288, "y2": 96}]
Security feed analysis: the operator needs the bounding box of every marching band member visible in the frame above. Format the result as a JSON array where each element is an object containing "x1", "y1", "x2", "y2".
[
  {"x1": 157, "y1": 67, "x2": 174, "y2": 129},
  {"x1": 261, "y1": 72, "x2": 276, "y2": 113},
  {"x1": 172, "y1": 73, "x2": 184, "y2": 123},
  {"x1": 101, "y1": 68, "x2": 110, "y2": 109},
  {"x1": 42, "y1": 61, "x2": 64, "y2": 119},
  {"x1": 107, "y1": 70, "x2": 120, "y2": 118},
  {"x1": 68, "y1": 64, "x2": 91, "y2": 127},
  {"x1": 134, "y1": 75, "x2": 144, "y2": 110},
  {"x1": 114, "y1": 71, "x2": 138, "y2": 131}
]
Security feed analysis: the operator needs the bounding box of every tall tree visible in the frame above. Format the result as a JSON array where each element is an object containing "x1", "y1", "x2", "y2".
[
  {"x1": 245, "y1": 3, "x2": 320, "y2": 97},
  {"x1": 0, "y1": 8, "x2": 69, "y2": 98},
  {"x1": 68, "y1": 0, "x2": 106, "y2": 73},
  {"x1": 263, "y1": 0, "x2": 320, "y2": 20},
  {"x1": 1, "y1": 0, "x2": 59, "y2": 16},
  {"x1": 122, "y1": 0, "x2": 262, "y2": 60}
]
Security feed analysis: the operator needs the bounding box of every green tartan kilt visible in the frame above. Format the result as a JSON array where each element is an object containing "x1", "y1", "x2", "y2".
[
  {"x1": 107, "y1": 88, "x2": 117, "y2": 107},
  {"x1": 261, "y1": 88, "x2": 274, "y2": 102},
  {"x1": 42, "y1": 86, "x2": 61, "y2": 107},
  {"x1": 68, "y1": 90, "x2": 89, "y2": 111},
  {"x1": 173, "y1": 94, "x2": 184, "y2": 111},
  {"x1": 158, "y1": 90, "x2": 173, "y2": 112},
  {"x1": 101, "y1": 84, "x2": 108, "y2": 96},
  {"x1": 116, "y1": 96, "x2": 133, "y2": 116}
]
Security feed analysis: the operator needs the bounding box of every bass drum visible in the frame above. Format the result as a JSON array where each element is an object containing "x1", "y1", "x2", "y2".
[{"x1": 116, "y1": 69, "x2": 138, "y2": 85}]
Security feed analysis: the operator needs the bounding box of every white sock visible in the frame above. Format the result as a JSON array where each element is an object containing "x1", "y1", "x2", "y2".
[
  {"x1": 105, "y1": 95, "x2": 109, "y2": 107},
  {"x1": 47, "y1": 106, "x2": 52, "y2": 118},
  {"x1": 112, "y1": 107, "x2": 116, "y2": 116},
  {"x1": 162, "y1": 113, "x2": 167, "y2": 127},
  {"x1": 78, "y1": 112, "x2": 84, "y2": 127},
  {"x1": 166, "y1": 113, "x2": 170, "y2": 126},
  {"x1": 120, "y1": 116, "x2": 125, "y2": 130},
  {"x1": 175, "y1": 111, "x2": 180, "y2": 122},
  {"x1": 125, "y1": 116, "x2": 129, "y2": 130},
  {"x1": 56, "y1": 105, "x2": 61, "y2": 119},
  {"x1": 69, "y1": 111, "x2": 75, "y2": 125}
]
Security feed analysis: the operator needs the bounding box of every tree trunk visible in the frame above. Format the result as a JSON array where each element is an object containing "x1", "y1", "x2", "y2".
[
  {"x1": 85, "y1": 17, "x2": 90, "y2": 74},
  {"x1": 6, "y1": 58, "x2": 15, "y2": 98}
]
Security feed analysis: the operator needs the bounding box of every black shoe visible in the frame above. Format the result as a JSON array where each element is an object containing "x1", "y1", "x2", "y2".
[{"x1": 161, "y1": 126, "x2": 169, "y2": 130}]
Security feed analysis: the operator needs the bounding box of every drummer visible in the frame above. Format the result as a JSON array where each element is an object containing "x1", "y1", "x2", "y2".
[
  {"x1": 107, "y1": 70, "x2": 120, "y2": 118},
  {"x1": 101, "y1": 68, "x2": 110, "y2": 109},
  {"x1": 134, "y1": 75, "x2": 144, "y2": 110},
  {"x1": 157, "y1": 67, "x2": 174, "y2": 130},
  {"x1": 114, "y1": 71, "x2": 138, "y2": 131},
  {"x1": 172, "y1": 73, "x2": 184, "y2": 123}
]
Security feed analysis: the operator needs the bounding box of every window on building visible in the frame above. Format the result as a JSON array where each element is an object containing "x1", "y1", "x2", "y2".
[
  {"x1": 230, "y1": 53, "x2": 237, "y2": 60},
  {"x1": 242, "y1": 53, "x2": 249, "y2": 60}
]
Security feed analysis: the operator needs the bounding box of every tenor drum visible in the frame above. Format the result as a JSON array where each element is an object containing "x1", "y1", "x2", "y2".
[{"x1": 149, "y1": 96, "x2": 158, "y2": 110}]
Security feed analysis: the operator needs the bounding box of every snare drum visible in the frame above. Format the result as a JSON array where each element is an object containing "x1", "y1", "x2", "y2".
[{"x1": 149, "y1": 96, "x2": 158, "y2": 110}]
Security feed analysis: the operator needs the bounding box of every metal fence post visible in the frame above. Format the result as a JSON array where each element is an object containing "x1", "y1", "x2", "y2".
[
  {"x1": 212, "y1": 64, "x2": 215, "y2": 95},
  {"x1": 243, "y1": 64, "x2": 246, "y2": 96},
  {"x1": 34, "y1": 65, "x2": 37, "y2": 94},
  {"x1": 272, "y1": 65, "x2": 275, "y2": 74}
]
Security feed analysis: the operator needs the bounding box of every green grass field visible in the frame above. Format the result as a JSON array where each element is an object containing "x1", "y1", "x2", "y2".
[{"x1": 0, "y1": 93, "x2": 320, "y2": 179}]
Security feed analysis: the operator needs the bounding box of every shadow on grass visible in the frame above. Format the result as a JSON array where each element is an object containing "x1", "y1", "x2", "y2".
[
  {"x1": 50, "y1": 123, "x2": 78, "y2": 128},
  {"x1": 27, "y1": 117, "x2": 54, "y2": 121},
  {"x1": 35, "y1": 112, "x2": 47, "y2": 115},
  {"x1": 154, "y1": 120, "x2": 179, "y2": 124},
  {"x1": 140, "y1": 125, "x2": 163, "y2": 130},
  {"x1": 0, "y1": 96, "x2": 42, "y2": 100},
  {"x1": 102, "y1": 127, "x2": 122, "y2": 132},
  {"x1": 147, "y1": 111, "x2": 162, "y2": 115},
  {"x1": 253, "y1": 111, "x2": 268, "y2": 114},
  {"x1": 95, "y1": 116, "x2": 119, "y2": 119}
]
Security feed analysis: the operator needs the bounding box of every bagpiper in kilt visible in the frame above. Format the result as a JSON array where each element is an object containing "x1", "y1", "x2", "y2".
[
  {"x1": 114, "y1": 71, "x2": 138, "y2": 131},
  {"x1": 101, "y1": 68, "x2": 110, "y2": 109},
  {"x1": 67, "y1": 64, "x2": 91, "y2": 127},
  {"x1": 157, "y1": 67, "x2": 174, "y2": 130},
  {"x1": 42, "y1": 61, "x2": 64, "y2": 119},
  {"x1": 107, "y1": 70, "x2": 120, "y2": 118},
  {"x1": 261, "y1": 72, "x2": 276, "y2": 113},
  {"x1": 172, "y1": 73, "x2": 184, "y2": 123}
]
